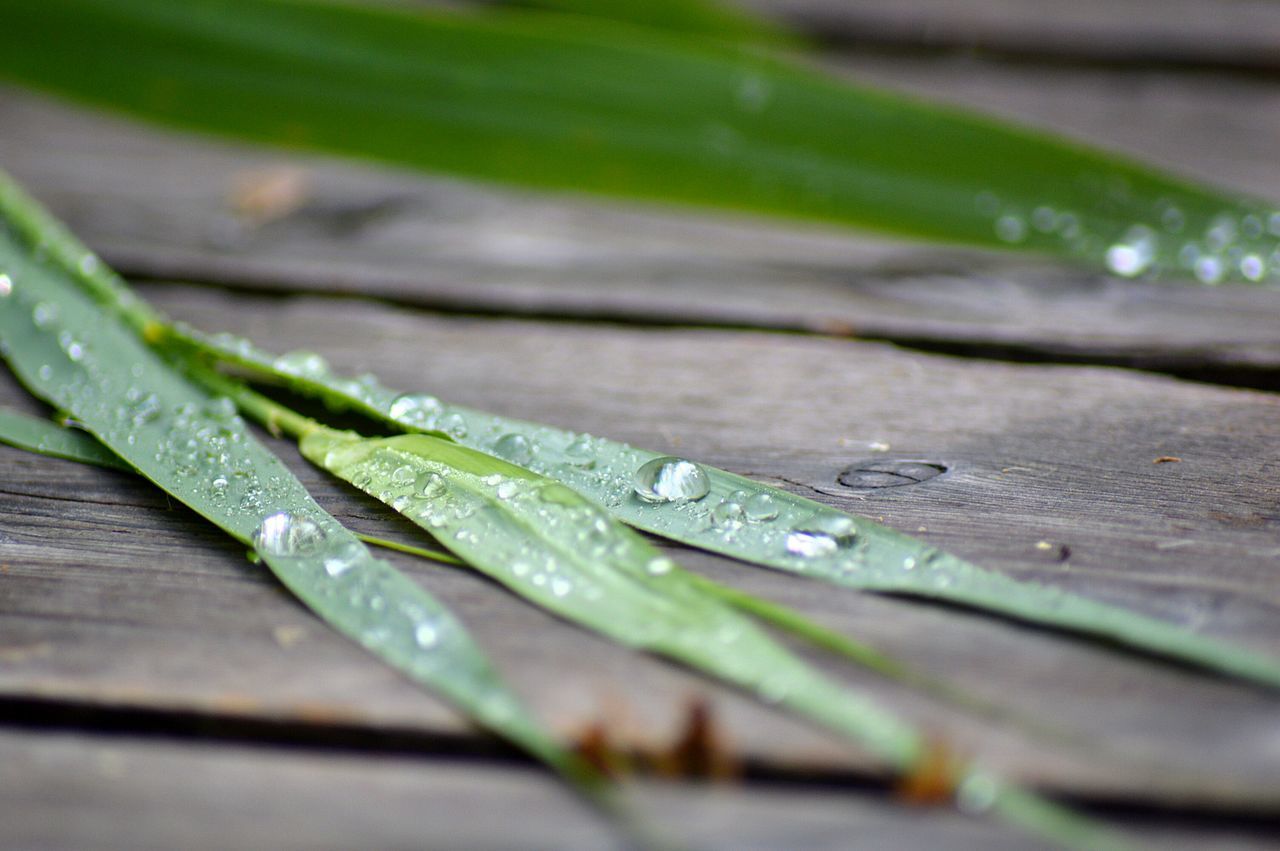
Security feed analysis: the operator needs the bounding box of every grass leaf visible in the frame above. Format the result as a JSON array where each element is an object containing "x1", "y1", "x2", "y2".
[
  {"x1": 0, "y1": 171, "x2": 585, "y2": 784},
  {"x1": 1, "y1": 0, "x2": 1276, "y2": 282},
  {"x1": 176, "y1": 330, "x2": 1280, "y2": 689},
  {"x1": 0, "y1": 406, "x2": 132, "y2": 470}
]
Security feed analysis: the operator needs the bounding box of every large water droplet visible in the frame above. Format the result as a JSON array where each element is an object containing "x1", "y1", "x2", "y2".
[
  {"x1": 785, "y1": 530, "x2": 838, "y2": 558},
  {"x1": 253, "y1": 512, "x2": 327, "y2": 557},
  {"x1": 632, "y1": 456, "x2": 711, "y2": 503},
  {"x1": 492, "y1": 433, "x2": 533, "y2": 465},
  {"x1": 388, "y1": 393, "x2": 442, "y2": 429},
  {"x1": 440, "y1": 412, "x2": 468, "y2": 438},
  {"x1": 322, "y1": 539, "x2": 363, "y2": 577}
]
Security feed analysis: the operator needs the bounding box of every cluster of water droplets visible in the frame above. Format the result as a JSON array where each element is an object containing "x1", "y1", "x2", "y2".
[{"x1": 975, "y1": 190, "x2": 1280, "y2": 284}]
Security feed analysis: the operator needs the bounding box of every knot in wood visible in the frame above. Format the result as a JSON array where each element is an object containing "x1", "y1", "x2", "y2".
[{"x1": 837, "y1": 459, "x2": 947, "y2": 489}]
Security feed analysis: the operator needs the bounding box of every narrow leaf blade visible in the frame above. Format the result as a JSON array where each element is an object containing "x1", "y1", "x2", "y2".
[
  {"x1": 0, "y1": 0, "x2": 1276, "y2": 282},
  {"x1": 185, "y1": 333, "x2": 1280, "y2": 688},
  {"x1": 0, "y1": 179, "x2": 574, "y2": 776}
]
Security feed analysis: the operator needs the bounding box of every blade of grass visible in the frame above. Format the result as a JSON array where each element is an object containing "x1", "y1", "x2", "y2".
[
  {"x1": 198, "y1": 373, "x2": 1130, "y2": 849},
  {"x1": 0, "y1": 176, "x2": 596, "y2": 796},
  {"x1": 165, "y1": 329, "x2": 1280, "y2": 690},
  {"x1": 1, "y1": 0, "x2": 1276, "y2": 282}
]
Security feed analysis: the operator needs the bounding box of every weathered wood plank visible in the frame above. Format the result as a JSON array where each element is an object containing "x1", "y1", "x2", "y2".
[
  {"x1": 3, "y1": 285, "x2": 1280, "y2": 813},
  {"x1": 745, "y1": 0, "x2": 1280, "y2": 71},
  {"x1": 2, "y1": 74, "x2": 1277, "y2": 377},
  {"x1": 10, "y1": 728, "x2": 1272, "y2": 851}
]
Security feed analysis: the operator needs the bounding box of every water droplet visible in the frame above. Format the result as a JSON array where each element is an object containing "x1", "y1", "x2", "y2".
[
  {"x1": 1194, "y1": 255, "x2": 1224, "y2": 284},
  {"x1": 1160, "y1": 206, "x2": 1185, "y2": 233},
  {"x1": 492, "y1": 433, "x2": 533, "y2": 465},
  {"x1": 785, "y1": 514, "x2": 857, "y2": 558},
  {"x1": 563, "y1": 435, "x2": 596, "y2": 468},
  {"x1": 439, "y1": 413, "x2": 467, "y2": 438},
  {"x1": 645, "y1": 557, "x2": 675, "y2": 576},
  {"x1": 496, "y1": 480, "x2": 519, "y2": 500},
  {"x1": 417, "y1": 471, "x2": 446, "y2": 499},
  {"x1": 0, "y1": 274, "x2": 12, "y2": 297},
  {"x1": 210, "y1": 475, "x2": 229, "y2": 494},
  {"x1": 1205, "y1": 215, "x2": 1237, "y2": 251},
  {"x1": 205, "y1": 396, "x2": 238, "y2": 422},
  {"x1": 1030, "y1": 206, "x2": 1056, "y2": 232},
  {"x1": 712, "y1": 499, "x2": 745, "y2": 529},
  {"x1": 785, "y1": 530, "x2": 838, "y2": 558},
  {"x1": 550, "y1": 577, "x2": 572, "y2": 597},
  {"x1": 743, "y1": 493, "x2": 779, "y2": 522},
  {"x1": 273, "y1": 350, "x2": 329, "y2": 379},
  {"x1": 390, "y1": 465, "x2": 415, "y2": 485},
  {"x1": 736, "y1": 74, "x2": 770, "y2": 112},
  {"x1": 322, "y1": 539, "x2": 363, "y2": 577},
  {"x1": 78, "y1": 254, "x2": 101, "y2": 276},
  {"x1": 1105, "y1": 225, "x2": 1157, "y2": 277},
  {"x1": 902, "y1": 556, "x2": 917, "y2": 571},
  {"x1": 995, "y1": 214, "x2": 1026, "y2": 243},
  {"x1": 37, "y1": 365, "x2": 52, "y2": 381},
  {"x1": 253, "y1": 512, "x2": 327, "y2": 557},
  {"x1": 414, "y1": 623, "x2": 439, "y2": 648},
  {"x1": 1239, "y1": 254, "x2": 1266, "y2": 282},
  {"x1": 632, "y1": 456, "x2": 711, "y2": 504},
  {"x1": 32, "y1": 302, "x2": 58, "y2": 328},
  {"x1": 388, "y1": 393, "x2": 442, "y2": 429},
  {"x1": 956, "y1": 772, "x2": 1001, "y2": 814}
]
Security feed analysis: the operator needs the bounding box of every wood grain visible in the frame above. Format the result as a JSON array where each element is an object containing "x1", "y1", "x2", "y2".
[
  {"x1": 10, "y1": 728, "x2": 1272, "y2": 851},
  {"x1": 3, "y1": 285, "x2": 1279, "y2": 818}
]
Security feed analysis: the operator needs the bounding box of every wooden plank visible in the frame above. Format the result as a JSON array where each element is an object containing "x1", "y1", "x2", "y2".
[
  {"x1": 9, "y1": 728, "x2": 1272, "y2": 851},
  {"x1": 2, "y1": 79, "x2": 1278, "y2": 379},
  {"x1": 3, "y1": 285, "x2": 1280, "y2": 813},
  {"x1": 745, "y1": 0, "x2": 1280, "y2": 71}
]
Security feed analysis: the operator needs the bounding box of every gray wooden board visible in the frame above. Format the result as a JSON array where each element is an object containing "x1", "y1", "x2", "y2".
[
  {"x1": 2, "y1": 285, "x2": 1280, "y2": 818},
  {"x1": 1, "y1": 67, "x2": 1278, "y2": 377},
  {"x1": 742, "y1": 0, "x2": 1280, "y2": 70},
  {"x1": 8, "y1": 729, "x2": 1277, "y2": 851}
]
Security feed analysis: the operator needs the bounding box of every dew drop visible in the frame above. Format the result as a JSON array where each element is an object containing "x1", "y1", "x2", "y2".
[
  {"x1": 550, "y1": 577, "x2": 572, "y2": 598},
  {"x1": 632, "y1": 456, "x2": 710, "y2": 504},
  {"x1": 492, "y1": 433, "x2": 534, "y2": 465},
  {"x1": 1239, "y1": 254, "x2": 1266, "y2": 282},
  {"x1": 743, "y1": 492, "x2": 779, "y2": 522},
  {"x1": 32, "y1": 302, "x2": 58, "y2": 329},
  {"x1": 390, "y1": 465, "x2": 415, "y2": 485},
  {"x1": 496, "y1": 480, "x2": 519, "y2": 500},
  {"x1": 0, "y1": 274, "x2": 12, "y2": 297},
  {"x1": 388, "y1": 393, "x2": 443, "y2": 429},
  {"x1": 995, "y1": 215, "x2": 1026, "y2": 243},
  {"x1": 417, "y1": 471, "x2": 446, "y2": 499},
  {"x1": 1030, "y1": 206, "x2": 1056, "y2": 233},
  {"x1": 563, "y1": 435, "x2": 596, "y2": 468},
  {"x1": 440, "y1": 412, "x2": 468, "y2": 438},
  {"x1": 1105, "y1": 225, "x2": 1157, "y2": 277},
  {"x1": 785, "y1": 530, "x2": 838, "y2": 558},
  {"x1": 273, "y1": 350, "x2": 329, "y2": 379},
  {"x1": 711, "y1": 499, "x2": 745, "y2": 529},
  {"x1": 322, "y1": 539, "x2": 363, "y2": 577},
  {"x1": 645, "y1": 557, "x2": 675, "y2": 576},
  {"x1": 1194, "y1": 255, "x2": 1224, "y2": 284},
  {"x1": 253, "y1": 512, "x2": 327, "y2": 557},
  {"x1": 414, "y1": 622, "x2": 439, "y2": 648}
]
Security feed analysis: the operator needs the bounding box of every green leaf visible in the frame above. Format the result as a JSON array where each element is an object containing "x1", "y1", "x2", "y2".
[
  {"x1": 2, "y1": 0, "x2": 1276, "y2": 282},
  {"x1": 0, "y1": 406, "x2": 132, "y2": 470},
  {"x1": 294, "y1": 424, "x2": 1131, "y2": 849},
  {"x1": 180, "y1": 332, "x2": 1280, "y2": 689},
  {"x1": 0, "y1": 174, "x2": 582, "y2": 783}
]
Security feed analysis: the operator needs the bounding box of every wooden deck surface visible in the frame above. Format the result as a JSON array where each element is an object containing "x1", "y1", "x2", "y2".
[{"x1": 2, "y1": 4, "x2": 1279, "y2": 849}]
